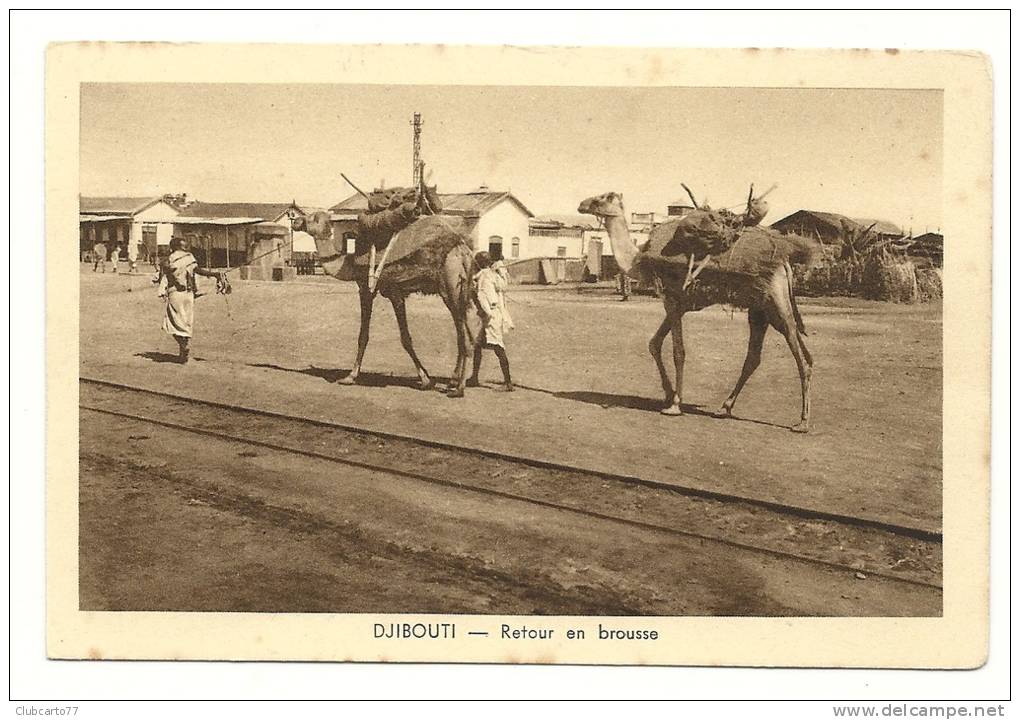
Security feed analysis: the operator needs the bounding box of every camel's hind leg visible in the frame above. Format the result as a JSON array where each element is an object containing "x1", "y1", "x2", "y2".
[
  {"x1": 441, "y1": 248, "x2": 474, "y2": 399},
  {"x1": 389, "y1": 294, "x2": 433, "y2": 389},
  {"x1": 339, "y1": 281, "x2": 374, "y2": 385},
  {"x1": 660, "y1": 295, "x2": 686, "y2": 416},
  {"x1": 648, "y1": 316, "x2": 673, "y2": 406},
  {"x1": 720, "y1": 308, "x2": 769, "y2": 417},
  {"x1": 444, "y1": 301, "x2": 471, "y2": 398},
  {"x1": 766, "y1": 270, "x2": 813, "y2": 432}
]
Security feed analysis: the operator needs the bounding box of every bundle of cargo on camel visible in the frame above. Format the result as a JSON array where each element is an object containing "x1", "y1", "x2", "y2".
[
  {"x1": 293, "y1": 166, "x2": 480, "y2": 397},
  {"x1": 636, "y1": 183, "x2": 821, "y2": 300}
]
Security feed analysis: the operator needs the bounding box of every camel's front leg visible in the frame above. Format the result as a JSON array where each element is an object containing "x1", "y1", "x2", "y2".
[
  {"x1": 339, "y1": 282, "x2": 374, "y2": 385},
  {"x1": 720, "y1": 308, "x2": 768, "y2": 417},
  {"x1": 648, "y1": 315, "x2": 672, "y2": 405},
  {"x1": 390, "y1": 295, "x2": 433, "y2": 389},
  {"x1": 661, "y1": 297, "x2": 685, "y2": 416},
  {"x1": 780, "y1": 325, "x2": 812, "y2": 433}
]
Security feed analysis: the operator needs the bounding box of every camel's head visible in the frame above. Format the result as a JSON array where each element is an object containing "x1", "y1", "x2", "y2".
[
  {"x1": 578, "y1": 192, "x2": 625, "y2": 219},
  {"x1": 298, "y1": 211, "x2": 334, "y2": 242}
]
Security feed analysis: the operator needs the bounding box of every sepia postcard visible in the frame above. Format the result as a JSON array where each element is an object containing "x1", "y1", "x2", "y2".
[{"x1": 46, "y1": 42, "x2": 992, "y2": 666}]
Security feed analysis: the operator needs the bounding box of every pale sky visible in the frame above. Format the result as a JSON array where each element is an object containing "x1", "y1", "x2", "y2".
[{"x1": 81, "y1": 84, "x2": 943, "y2": 232}]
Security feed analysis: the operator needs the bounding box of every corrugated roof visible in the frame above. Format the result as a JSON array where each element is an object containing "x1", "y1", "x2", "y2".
[
  {"x1": 184, "y1": 202, "x2": 302, "y2": 221},
  {"x1": 79, "y1": 214, "x2": 132, "y2": 222},
  {"x1": 79, "y1": 196, "x2": 162, "y2": 215},
  {"x1": 173, "y1": 216, "x2": 265, "y2": 226},
  {"x1": 330, "y1": 190, "x2": 534, "y2": 218},
  {"x1": 531, "y1": 213, "x2": 599, "y2": 230}
]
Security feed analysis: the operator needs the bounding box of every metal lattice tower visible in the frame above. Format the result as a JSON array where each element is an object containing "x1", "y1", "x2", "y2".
[{"x1": 411, "y1": 112, "x2": 423, "y2": 186}]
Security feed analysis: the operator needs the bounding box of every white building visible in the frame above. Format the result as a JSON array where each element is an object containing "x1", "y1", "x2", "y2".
[
  {"x1": 79, "y1": 196, "x2": 181, "y2": 261},
  {"x1": 330, "y1": 186, "x2": 534, "y2": 261}
]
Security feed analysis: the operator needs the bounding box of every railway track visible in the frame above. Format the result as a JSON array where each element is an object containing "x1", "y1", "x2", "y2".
[{"x1": 79, "y1": 376, "x2": 942, "y2": 591}]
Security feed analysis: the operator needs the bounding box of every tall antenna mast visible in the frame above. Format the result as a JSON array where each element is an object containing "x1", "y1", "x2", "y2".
[{"x1": 411, "y1": 112, "x2": 423, "y2": 186}]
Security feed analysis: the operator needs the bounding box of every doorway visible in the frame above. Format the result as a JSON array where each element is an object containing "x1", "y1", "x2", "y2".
[{"x1": 488, "y1": 235, "x2": 503, "y2": 260}]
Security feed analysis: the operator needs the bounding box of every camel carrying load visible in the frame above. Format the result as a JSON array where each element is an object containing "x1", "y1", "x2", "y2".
[
  {"x1": 295, "y1": 169, "x2": 478, "y2": 396},
  {"x1": 635, "y1": 184, "x2": 821, "y2": 307},
  {"x1": 333, "y1": 171, "x2": 470, "y2": 296},
  {"x1": 578, "y1": 188, "x2": 819, "y2": 431}
]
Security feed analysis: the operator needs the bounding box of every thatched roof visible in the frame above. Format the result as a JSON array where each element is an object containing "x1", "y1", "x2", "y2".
[{"x1": 771, "y1": 209, "x2": 903, "y2": 239}]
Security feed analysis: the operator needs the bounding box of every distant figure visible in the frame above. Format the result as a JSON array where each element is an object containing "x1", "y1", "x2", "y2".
[
  {"x1": 467, "y1": 251, "x2": 514, "y2": 392},
  {"x1": 92, "y1": 242, "x2": 107, "y2": 273},
  {"x1": 109, "y1": 244, "x2": 120, "y2": 273},
  {"x1": 156, "y1": 236, "x2": 227, "y2": 364}
]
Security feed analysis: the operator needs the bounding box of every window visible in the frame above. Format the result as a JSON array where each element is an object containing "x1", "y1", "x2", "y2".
[
  {"x1": 511, "y1": 237, "x2": 520, "y2": 258},
  {"x1": 557, "y1": 246, "x2": 567, "y2": 257},
  {"x1": 343, "y1": 233, "x2": 357, "y2": 255}
]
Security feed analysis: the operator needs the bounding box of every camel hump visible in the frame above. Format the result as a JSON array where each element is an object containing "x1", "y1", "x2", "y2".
[
  {"x1": 356, "y1": 214, "x2": 469, "y2": 267},
  {"x1": 643, "y1": 217, "x2": 686, "y2": 258}
]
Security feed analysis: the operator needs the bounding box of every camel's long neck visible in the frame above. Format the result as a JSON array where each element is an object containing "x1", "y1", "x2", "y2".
[{"x1": 603, "y1": 214, "x2": 640, "y2": 277}]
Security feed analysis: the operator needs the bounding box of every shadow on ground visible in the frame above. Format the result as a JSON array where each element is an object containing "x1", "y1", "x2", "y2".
[
  {"x1": 243, "y1": 362, "x2": 793, "y2": 429},
  {"x1": 248, "y1": 363, "x2": 454, "y2": 390},
  {"x1": 516, "y1": 384, "x2": 791, "y2": 430},
  {"x1": 135, "y1": 351, "x2": 191, "y2": 365}
]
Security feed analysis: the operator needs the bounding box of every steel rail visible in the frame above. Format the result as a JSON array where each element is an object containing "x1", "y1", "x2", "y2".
[
  {"x1": 79, "y1": 390, "x2": 942, "y2": 591},
  {"x1": 79, "y1": 375, "x2": 943, "y2": 544}
]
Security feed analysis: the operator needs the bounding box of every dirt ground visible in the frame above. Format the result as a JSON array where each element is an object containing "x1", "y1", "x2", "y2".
[
  {"x1": 79, "y1": 409, "x2": 940, "y2": 615},
  {"x1": 79, "y1": 267, "x2": 942, "y2": 533}
]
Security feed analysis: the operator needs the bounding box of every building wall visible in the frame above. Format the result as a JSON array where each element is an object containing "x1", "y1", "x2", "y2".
[
  {"x1": 525, "y1": 229, "x2": 584, "y2": 259},
  {"x1": 131, "y1": 201, "x2": 181, "y2": 259},
  {"x1": 173, "y1": 223, "x2": 257, "y2": 268},
  {"x1": 473, "y1": 199, "x2": 531, "y2": 259},
  {"x1": 583, "y1": 228, "x2": 650, "y2": 258}
]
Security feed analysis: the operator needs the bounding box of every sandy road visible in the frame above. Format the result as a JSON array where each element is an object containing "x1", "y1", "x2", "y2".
[
  {"x1": 79, "y1": 385, "x2": 941, "y2": 616},
  {"x1": 80, "y1": 271, "x2": 943, "y2": 534}
]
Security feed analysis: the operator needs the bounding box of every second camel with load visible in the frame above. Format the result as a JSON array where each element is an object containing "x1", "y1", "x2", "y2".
[
  {"x1": 578, "y1": 189, "x2": 821, "y2": 432},
  {"x1": 295, "y1": 178, "x2": 480, "y2": 398}
]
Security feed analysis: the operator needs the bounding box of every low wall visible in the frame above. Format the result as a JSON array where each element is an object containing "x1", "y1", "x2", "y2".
[{"x1": 238, "y1": 266, "x2": 298, "y2": 282}]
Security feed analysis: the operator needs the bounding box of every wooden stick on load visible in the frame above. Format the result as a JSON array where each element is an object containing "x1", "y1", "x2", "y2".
[
  {"x1": 341, "y1": 173, "x2": 371, "y2": 200},
  {"x1": 369, "y1": 229, "x2": 400, "y2": 294},
  {"x1": 368, "y1": 244, "x2": 378, "y2": 292},
  {"x1": 681, "y1": 183, "x2": 699, "y2": 209}
]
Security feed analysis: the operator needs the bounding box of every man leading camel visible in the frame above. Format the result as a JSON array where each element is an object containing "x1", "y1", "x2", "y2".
[{"x1": 466, "y1": 252, "x2": 514, "y2": 392}]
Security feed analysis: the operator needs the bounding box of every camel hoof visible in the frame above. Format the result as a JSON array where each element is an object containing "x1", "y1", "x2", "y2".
[
  {"x1": 659, "y1": 405, "x2": 683, "y2": 416},
  {"x1": 447, "y1": 387, "x2": 465, "y2": 399},
  {"x1": 465, "y1": 378, "x2": 481, "y2": 388},
  {"x1": 717, "y1": 404, "x2": 734, "y2": 418},
  {"x1": 790, "y1": 421, "x2": 810, "y2": 434},
  {"x1": 337, "y1": 375, "x2": 357, "y2": 386},
  {"x1": 418, "y1": 378, "x2": 434, "y2": 390}
]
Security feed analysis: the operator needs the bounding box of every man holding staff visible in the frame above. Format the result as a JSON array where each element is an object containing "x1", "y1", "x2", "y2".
[{"x1": 155, "y1": 236, "x2": 228, "y2": 364}]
